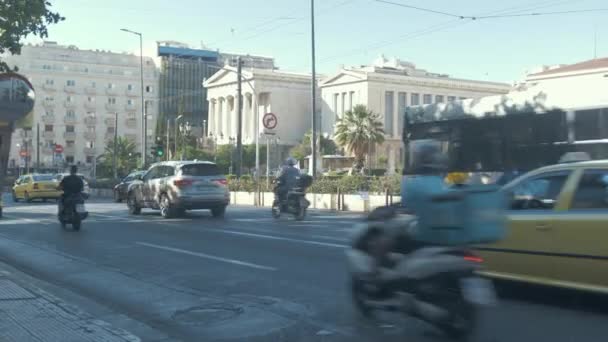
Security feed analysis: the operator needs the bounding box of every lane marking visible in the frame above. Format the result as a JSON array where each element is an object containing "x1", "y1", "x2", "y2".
[
  {"x1": 135, "y1": 241, "x2": 277, "y2": 271},
  {"x1": 212, "y1": 229, "x2": 348, "y2": 249}
]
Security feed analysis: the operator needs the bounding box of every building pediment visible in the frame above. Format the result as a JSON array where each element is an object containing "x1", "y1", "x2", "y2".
[
  {"x1": 203, "y1": 66, "x2": 253, "y2": 88},
  {"x1": 320, "y1": 70, "x2": 366, "y2": 87}
]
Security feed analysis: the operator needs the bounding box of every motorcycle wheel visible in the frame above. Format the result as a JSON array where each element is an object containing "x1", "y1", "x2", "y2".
[
  {"x1": 438, "y1": 293, "x2": 477, "y2": 340},
  {"x1": 271, "y1": 201, "x2": 281, "y2": 219},
  {"x1": 351, "y1": 277, "x2": 374, "y2": 318},
  {"x1": 72, "y1": 211, "x2": 81, "y2": 231}
]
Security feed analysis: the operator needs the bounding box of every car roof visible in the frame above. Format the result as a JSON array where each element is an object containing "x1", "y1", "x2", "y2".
[
  {"x1": 150, "y1": 160, "x2": 217, "y2": 168},
  {"x1": 503, "y1": 159, "x2": 608, "y2": 188}
]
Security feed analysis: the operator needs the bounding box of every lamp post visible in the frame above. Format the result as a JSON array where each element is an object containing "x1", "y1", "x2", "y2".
[
  {"x1": 179, "y1": 121, "x2": 191, "y2": 160},
  {"x1": 175, "y1": 114, "x2": 184, "y2": 159},
  {"x1": 120, "y1": 28, "x2": 145, "y2": 168},
  {"x1": 228, "y1": 136, "x2": 236, "y2": 175}
]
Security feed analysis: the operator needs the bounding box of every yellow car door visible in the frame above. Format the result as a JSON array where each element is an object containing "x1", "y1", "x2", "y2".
[
  {"x1": 13, "y1": 176, "x2": 27, "y2": 199},
  {"x1": 479, "y1": 170, "x2": 573, "y2": 284},
  {"x1": 548, "y1": 167, "x2": 608, "y2": 292}
]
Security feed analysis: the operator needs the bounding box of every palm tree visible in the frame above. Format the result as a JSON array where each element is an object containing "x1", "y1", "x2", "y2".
[
  {"x1": 334, "y1": 105, "x2": 385, "y2": 172},
  {"x1": 103, "y1": 136, "x2": 138, "y2": 177}
]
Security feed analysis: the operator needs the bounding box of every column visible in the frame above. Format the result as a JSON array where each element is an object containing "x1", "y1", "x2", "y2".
[
  {"x1": 217, "y1": 97, "x2": 224, "y2": 138},
  {"x1": 208, "y1": 99, "x2": 215, "y2": 136},
  {"x1": 387, "y1": 144, "x2": 396, "y2": 175},
  {"x1": 244, "y1": 93, "x2": 251, "y2": 142},
  {"x1": 225, "y1": 96, "x2": 232, "y2": 139},
  {"x1": 231, "y1": 95, "x2": 238, "y2": 140}
]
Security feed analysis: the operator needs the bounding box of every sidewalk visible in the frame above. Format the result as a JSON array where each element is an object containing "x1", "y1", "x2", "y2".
[{"x1": 0, "y1": 263, "x2": 140, "y2": 342}]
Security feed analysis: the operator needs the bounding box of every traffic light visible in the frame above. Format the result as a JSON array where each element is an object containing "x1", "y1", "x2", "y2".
[{"x1": 156, "y1": 145, "x2": 164, "y2": 157}]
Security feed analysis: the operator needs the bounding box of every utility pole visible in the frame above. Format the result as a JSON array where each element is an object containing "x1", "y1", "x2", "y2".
[
  {"x1": 236, "y1": 56, "x2": 243, "y2": 178},
  {"x1": 166, "y1": 118, "x2": 170, "y2": 161},
  {"x1": 266, "y1": 135, "x2": 271, "y2": 189},
  {"x1": 143, "y1": 100, "x2": 148, "y2": 167},
  {"x1": 310, "y1": 0, "x2": 318, "y2": 178},
  {"x1": 36, "y1": 123, "x2": 40, "y2": 172},
  {"x1": 113, "y1": 112, "x2": 118, "y2": 179}
]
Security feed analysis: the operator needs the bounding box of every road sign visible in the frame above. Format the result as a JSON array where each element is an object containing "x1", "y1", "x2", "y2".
[
  {"x1": 54, "y1": 144, "x2": 63, "y2": 153},
  {"x1": 262, "y1": 113, "x2": 277, "y2": 130}
]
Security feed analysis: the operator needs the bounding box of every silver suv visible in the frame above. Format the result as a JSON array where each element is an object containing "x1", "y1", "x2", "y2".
[{"x1": 126, "y1": 161, "x2": 229, "y2": 218}]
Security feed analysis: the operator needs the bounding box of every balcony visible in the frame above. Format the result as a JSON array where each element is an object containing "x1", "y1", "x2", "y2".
[
  {"x1": 84, "y1": 116, "x2": 97, "y2": 126},
  {"x1": 85, "y1": 86, "x2": 96, "y2": 95},
  {"x1": 84, "y1": 101, "x2": 96, "y2": 110},
  {"x1": 125, "y1": 89, "x2": 138, "y2": 97},
  {"x1": 125, "y1": 103, "x2": 137, "y2": 111},
  {"x1": 105, "y1": 87, "x2": 118, "y2": 96},
  {"x1": 125, "y1": 118, "x2": 137, "y2": 128},
  {"x1": 83, "y1": 147, "x2": 97, "y2": 155},
  {"x1": 105, "y1": 131, "x2": 116, "y2": 141},
  {"x1": 42, "y1": 147, "x2": 54, "y2": 155},
  {"x1": 64, "y1": 131, "x2": 76, "y2": 140},
  {"x1": 64, "y1": 116, "x2": 77, "y2": 125},
  {"x1": 105, "y1": 103, "x2": 117, "y2": 111},
  {"x1": 64, "y1": 146, "x2": 76, "y2": 155},
  {"x1": 42, "y1": 99, "x2": 55, "y2": 108},
  {"x1": 84, "y1": 131, "x2": 96, "y2": 141},
  {"x1": 125, "y1": 134, "x2": 137, "y2": 143},
  {"x1": 104, "y1": 117, "x2": 117, "y2": 126},
  {"x1": 64, "y1": 85, "x2": 77, "y2": 93},
  {"x1": 43, "y1": 131, "x2": 55, "y2": 140},
  {"x1": 42, "y1": 83, "x2": 56, "y2": 91},
  {"x1": 41, "y1": 115, "x2": 55, "y2": 124},
  {"x1": 64, "y1": 100, "x2": 76, "y2": 109}
]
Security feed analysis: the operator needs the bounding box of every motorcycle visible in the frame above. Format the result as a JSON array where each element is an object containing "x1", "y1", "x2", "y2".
[
  {"x1": 346, "y1": 207, "x2": 497, "y2": 339},
  {"x1": 58, "y1": 193, "x2": 88, "y2": 231},
  {"x1": 272, "y1": 175, "x2": 313, "y2": 221}
]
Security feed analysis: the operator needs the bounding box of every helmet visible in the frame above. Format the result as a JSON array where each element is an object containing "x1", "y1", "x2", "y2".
[
  {"x1": 410, "y1": 140, "x2": 447, "y2": 173},
  {"x1": 285, "y1": 157, "x2": 297, "y2": 166}
]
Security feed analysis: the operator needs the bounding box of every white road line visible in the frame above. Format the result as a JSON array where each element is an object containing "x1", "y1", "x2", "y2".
[
  {"x1": 215, "y1": 229, "x2": 348, "y2": 249},
  {"x1": 135, "y1": 241, "x2": 277, "y2": 271}
]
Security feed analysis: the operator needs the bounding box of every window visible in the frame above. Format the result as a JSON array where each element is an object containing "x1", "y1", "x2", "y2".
[
  {"x1": 128, "y1": 112, "x2": 136, "y2": 118},
  {"x1": 44, "y1": 140, "x2": 54, "y2": 148},
  {"x1": 574, "y1": 109, "x2": 608, "y2": 140},
  {"x1": 45, "y1": 79, "x2": 54, "y2": 85},
  {"x1": 66, "y1": 110, "x2": 75, "y2": 118},
  {"x1": 87, "y1": 96, "x2": 94, "y2": 102},
  {"x1": 45, "y1": 96, "x2": 54, "y2": 102},
  {"x1": 66, "y1": 80, "x2": 75, "y2": 86},
  {"x1": 411, "y1": 93, "x2": 420, "y2": 106},
  {"x1": 87, "y1": 126, "x2": 95, "y2": 133},
  {"x1": 45, "y1": 110, "x2": 54, "y2": 116},
  {"x1": 33, "y1": 175, "x2": 55, "y2": 182},
  {"x1": 86, "y1": 156, "x2": 94, "y2": 164},
  {"x1": 180, "y1": 164, "x2": 219, "y2": 176},
  {"x1": 65, "y1": 125, "x2": 75, "y2": 133},
  {"x1": 145, "y1": 85, "x2": 153, "y2": 93},
  {"x1": 448, "y1": 96, "x2": 456, "y2": 102},
  {"x1": 86, "y1": 141, "x2": 94, "y2": 148},
  {"x1": 349, "y1": 91, "x2": 355, "y2": 111},
  {"x1": 127, "y1": 99, "x2": 133, "y2": 105},
  {"x1": 384, "y1": 91, "x2": 394, "y2": 136},
  {"x1": 90, "y1": 81, "x2": 96, "y2": 88},
  {"x1": 106, "y1": 126, "x2": 115, "y2": 134},
  {"x1": 127, "y1": 84, "x2": 133, "y2": 91},
  {"x1": 66, "y1": 140, "x2": 75, "y2": 147},
  {"x1": 397, "y1": 92, "x2": 407, "y2": 136},
  {"x1": 84, "y1": 67, "x2": 89, "y2": 73},
  {"x1": 107, "y1": 83, "x2": 115, "y2": 89},
  {"x1": 42, "y1": 65, "x2": 52, "y2": 70},
  {"x1": 86, "y1": 111, "x2": 95, "y2": 117},
  {"x1": 108, "y1": 98, "x2": 116, "y2": 104},
  {"x1": 66, "y1": 95, "x2": 74, "y2": 103},
  {"x1": 45, "y1": 125, "x2": 53, "y2": 132},
  {"x1": 423, "y1": 94, "x2": 432, "y2": 105},
  {"x1": 65, "y1": 156, "x2": 74, "y2": 163},
  {"x1": 570, "y1": 169, "x2": 608, "y2": 209},
  {"x1": 435, "y1": 95, "x2": 444, "y2": 103},
  {"x1": 508, "y1": 171, "x2": 570, "y2": 210}
]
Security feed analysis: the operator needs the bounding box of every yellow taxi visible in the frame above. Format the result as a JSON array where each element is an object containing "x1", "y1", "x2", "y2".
[
  {"x1": 12, "y1": 174, "x2": 62, "y2": 202},
  {"x1": 478, "y1": 158, "x2": 608, "y2": 293}
]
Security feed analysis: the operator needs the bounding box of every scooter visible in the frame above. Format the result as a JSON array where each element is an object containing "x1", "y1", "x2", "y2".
[
  {"x1": 272, "y1": 175, "x2": 312, "y2": 221},
  {"x1": 346, "y1": 212, "x2": 496, "y2": 339},
  {"x1": 58, "y1": 193, "x2": 88, "y2": 231}
]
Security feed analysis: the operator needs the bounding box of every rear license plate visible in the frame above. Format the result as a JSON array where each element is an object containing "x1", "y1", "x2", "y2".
[
  {"x1": 76, "y1": 204, "x2": 86, "y2": 213},
  {"x1": 460, "y1": 277, "x2": 497, "y2": 305}
]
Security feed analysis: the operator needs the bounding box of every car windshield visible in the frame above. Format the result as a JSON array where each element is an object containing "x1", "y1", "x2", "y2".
[
  {"x1": 180, "y1": 164, "x2": 220, "y2": 176},
  {"x1": 33, "y1": 175, "x2": 55, "y2": 181}
]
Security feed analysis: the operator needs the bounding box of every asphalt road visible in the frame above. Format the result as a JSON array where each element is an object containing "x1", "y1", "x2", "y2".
[{"x1": 1, "y1": 196, "x2": 607, "y2": 342}]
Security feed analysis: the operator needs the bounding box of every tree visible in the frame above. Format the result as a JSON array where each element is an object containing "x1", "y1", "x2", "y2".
[
  {"x1": 334, "y1": 105, "x2": 385, "y2": 172},
  {"x1": 0, "y1": 1, "x2": 64, "y2": 72},
  {"x1": 290, "y1": 131, "x2": 338, "y2": 162},
  {"x1": 100, "y1": 137, "x2": 138, "y2": 178}
]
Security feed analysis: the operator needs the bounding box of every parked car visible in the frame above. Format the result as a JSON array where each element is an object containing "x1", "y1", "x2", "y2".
[
  {"x1": 12, "y1": 174, "x2": 61, "y2": 202},
  {"x1": 478, "y1": 159, "x2": 608, "y2": 293},
  {"x1": 113, "y1": 171, "x2": 146, "y2": 202},
  {"x1": 54, "y1": 173, "x2": 91, "y2": 197},
  {"x1": 126, "y1": 161, "x2": 229, "y2": 218}
]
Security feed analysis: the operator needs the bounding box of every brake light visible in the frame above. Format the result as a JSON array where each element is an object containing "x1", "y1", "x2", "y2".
[
  {"x1": 213, "y1": 179, "x2": 228, "y2": 186},
  {"x1": 173, "y1": 179, "x2": 194, "y2": 187},
  {"x1": 464, "y1": 252, "x2": 484, "y2": 263},
  {"x1": 33, "y1": 183, "x2": 39, "y2": 190}
]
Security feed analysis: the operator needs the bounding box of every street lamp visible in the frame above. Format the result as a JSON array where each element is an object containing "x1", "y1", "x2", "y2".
[
  {"x1": 175, "y1": 114, "x2": 184, "y2": 159},
  {"x1": 120, "y1": 28, "x2": 146, "y2": 168},
  {"x1": 179, "y1": 121, "x2": 192, "y2": 160}
]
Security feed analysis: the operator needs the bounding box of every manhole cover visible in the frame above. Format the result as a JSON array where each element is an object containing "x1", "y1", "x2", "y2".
[{"x1": 173, "y1": 305, "x2": 243, "y2": 325}]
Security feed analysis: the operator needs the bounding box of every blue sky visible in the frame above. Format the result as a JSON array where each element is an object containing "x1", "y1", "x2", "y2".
[{"x1": 28, "y1": 0, "x2": 608, "y2": 83}]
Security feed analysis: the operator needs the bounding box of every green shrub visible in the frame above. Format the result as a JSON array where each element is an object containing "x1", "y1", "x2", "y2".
[{"x1": 91, "y1": 178, "x2": 119, "y2": 189}]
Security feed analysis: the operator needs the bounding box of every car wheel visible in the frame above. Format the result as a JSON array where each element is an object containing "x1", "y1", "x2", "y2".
[
  {"x1": 113, "y1": 190, "x2": 122, "y2": 203},
  {"x1": 127, "y1": 192, "x2": 141, "y2": 215},
  {"x1": 159, "y1": 194, "x2": 174, "y2": 219},
  {"x1": 24, "y1": 192, "x2": 32, "y2": 203},
  {"x1": 12, "y1": 191, "x2": 18, "y2": 202},
  {"x1": 211, "y1": 205, "x2": 226, "y2": 218}
]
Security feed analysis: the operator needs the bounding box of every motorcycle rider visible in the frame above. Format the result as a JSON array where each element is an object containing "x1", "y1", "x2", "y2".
[
  {"x1": 274, "y1": 157, "x2": 301, "y2": 206},
  {"x1": 58, "y1": 165, "x2": 84, "y2": 215}
]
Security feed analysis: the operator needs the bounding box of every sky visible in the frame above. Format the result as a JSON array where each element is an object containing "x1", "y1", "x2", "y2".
[{"x1": 24, "y1": 0, "x2": 608, "y2": 83}]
